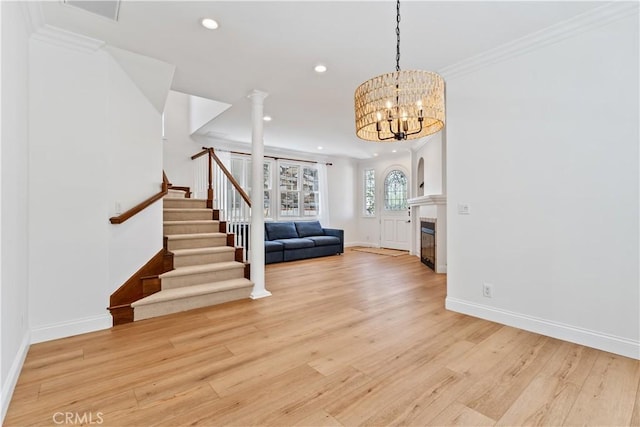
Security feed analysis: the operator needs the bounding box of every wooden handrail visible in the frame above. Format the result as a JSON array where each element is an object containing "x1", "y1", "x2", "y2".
[
  {"x1": 162, "y1": 171, "x2": 170, "y2": 189},
  {"x1": 110, "y1": 173, "x2": 170, "y2": 224},
  {"x1": 109, "y1": 187, "x2": 167, "y2": 224},
  {"x1": 190, "y1": 148, "x2": 209, "y2": 160},
  {"x1": 191, "y1": 147, "x2": 252, "y2": 207},
  {"x1": 208, "y1": 148, "x2": 252, "y2": 206}
]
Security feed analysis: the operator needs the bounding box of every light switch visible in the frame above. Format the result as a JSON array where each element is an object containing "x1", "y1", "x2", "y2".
[{"x1": 458, "y1": 203, "x2": 470, "y2": 215}]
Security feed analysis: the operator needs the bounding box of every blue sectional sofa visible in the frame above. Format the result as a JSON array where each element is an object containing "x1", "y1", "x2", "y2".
[{"x1": 264, "y1": 221, "x2": 344, "y2": 264}]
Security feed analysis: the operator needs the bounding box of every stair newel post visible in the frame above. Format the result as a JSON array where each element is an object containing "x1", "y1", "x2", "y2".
[
  {"x1": 248, "y1": 89, "x2": 271, "y2": 299},
  {"x1": 162, "y1": 170, "x2": 169, "y2": 193},
  {"x1": 207, "y1": 148, "x2": 214, "y2": 209}
]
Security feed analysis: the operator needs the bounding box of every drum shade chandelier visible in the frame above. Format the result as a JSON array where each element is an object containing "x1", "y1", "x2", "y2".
[{"x1": 354, "y1": 0, "x2": 445, "y2": 142}]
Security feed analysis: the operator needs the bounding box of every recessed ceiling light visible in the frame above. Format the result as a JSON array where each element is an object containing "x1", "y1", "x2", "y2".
[
  {"x1": 317, "y1": 146, "x2": 323, "y2": 150},
  {"x1": 314, "y1": 64, "x2": 327, "y2": 73},
  {"x1": 201, "y1": 18, "x2": 219, "y2": 30},
  {"x1": 263, "y1": 115, "x2": 272, "y2": 122},
  {"x1": 392, "y1": 149, "x2": 397, "y2": 153},
  {"x1": 373, "y1": 153, "x2": 379, "y2": 157}
]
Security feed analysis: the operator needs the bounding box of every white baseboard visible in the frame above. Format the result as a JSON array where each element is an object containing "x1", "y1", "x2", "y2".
[
  {"x1": 437, "y1": 264, "x2": 447, "y2": 274},
  {"x1": 30, "y1": 314, "x2": 111, "y2": 344},
  {"x1": 446, "y1": 297, "x2": 639, "y2": 360},
  {"x1": 1, "y1": 331, "x2": 30, "y2": 423}
]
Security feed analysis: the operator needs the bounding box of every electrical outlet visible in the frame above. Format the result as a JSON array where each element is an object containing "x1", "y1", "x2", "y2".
[
  {"x1": 115, "y1": 202, "x2": 122, "y2": 215},
  {"x1": 482, "y1": 283, "x2": 493, "y2": 298}
]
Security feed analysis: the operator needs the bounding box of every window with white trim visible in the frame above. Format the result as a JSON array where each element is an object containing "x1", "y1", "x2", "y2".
[
  {"x1": 229, "y1": 156, "x2": 273, "y2": 219},
  {"x1": 363, "y1": 168, "x2": 376, "y2": 216},
  {"x1": 302, "y1": 167, "x2": 319, "y2": 216},
  {"x1": 278, "y1": 163, "x2": 319, "y2": 218},
  {"x1": 279, "y1": 164, "x2": 299, "y2": 217},
  {"x1": 263, "y1": 162, "x2": 272, "y2": 218}
]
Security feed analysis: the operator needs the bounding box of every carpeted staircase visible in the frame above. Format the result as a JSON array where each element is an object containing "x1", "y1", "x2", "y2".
[{"x1": 131, "y1": 197, "x2": 253, "y2": 321}]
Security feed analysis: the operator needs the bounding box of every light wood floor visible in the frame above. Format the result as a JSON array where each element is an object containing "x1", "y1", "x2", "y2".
[{"x1": 6, "y1": 249, "x2": 640, "y2": 426}]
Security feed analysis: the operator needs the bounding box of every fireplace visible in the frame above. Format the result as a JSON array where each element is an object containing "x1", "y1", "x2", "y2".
[
  {"x1": 420, "y1": 219, "x2": 436, "y2": 270},
  {"x1": 408, "y1": 196, "x2": 446, "y2": 273}
]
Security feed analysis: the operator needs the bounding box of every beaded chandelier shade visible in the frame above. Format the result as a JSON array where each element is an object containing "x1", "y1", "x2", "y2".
[{"x1": 354, "y1": 0, "x2": 446, "y2": 142}]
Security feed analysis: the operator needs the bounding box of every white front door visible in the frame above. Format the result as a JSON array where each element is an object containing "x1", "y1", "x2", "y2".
[
  {"x1": 380, "y1": 169, "x2": 410, "y2": 251},
  {"x1": 381, "y1": 212, "x2": 410, "y2": 250}
]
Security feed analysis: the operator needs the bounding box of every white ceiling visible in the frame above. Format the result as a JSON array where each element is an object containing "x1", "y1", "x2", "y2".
[{"x1": 41, "y1": 1, "x2": 605, "y2": 159}]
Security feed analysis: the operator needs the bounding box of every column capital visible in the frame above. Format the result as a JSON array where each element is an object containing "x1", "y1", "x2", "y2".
[{"x1": 247, "y1": 90, "x2": 269, "y2": 103}]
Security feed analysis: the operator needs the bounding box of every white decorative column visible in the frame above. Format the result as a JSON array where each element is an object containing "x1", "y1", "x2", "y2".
[{"x1": 248, "y1": 90, "x2": 271, "y2": 299}]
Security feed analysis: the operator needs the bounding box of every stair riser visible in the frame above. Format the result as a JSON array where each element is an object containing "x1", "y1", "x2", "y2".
[
  {"x1": 164, "y1": 199, "x2": 207, "y2": 209},
  {"x1": 173, "y1": 252, "x2": 235, "y2": 268},
  {"x1": 133, "y1": 286, "x2": 253, "y2": 321},
  {"x1": 162, "y1": 268, "x2": 245, "y2": 289},
  {"x1": 167, "y1": 237, "x2": 226, "y2": 250},
  {"x1": 164, "y1": 223, "x2": 219, "y2": 235},
  {"x1": 163, "y1": 211, "x2": 213, "y2": 221}
]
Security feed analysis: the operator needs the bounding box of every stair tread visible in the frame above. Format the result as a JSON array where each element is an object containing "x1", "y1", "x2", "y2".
[
  {"x1": 160, "y1": 261, "x2": 244, "y2": 278},
  {"x1": 165, "y1": 232, "x2": 226, "y2": 240},
  {"x1": 172, "y1": 247, "x2": 235, "y2": 256},
  {"x1": 164, "y1": 220, "x2": 219, "y2": 225},
  {"x1": 132, "y1": 278, "x2": 253, "y2": 306}
]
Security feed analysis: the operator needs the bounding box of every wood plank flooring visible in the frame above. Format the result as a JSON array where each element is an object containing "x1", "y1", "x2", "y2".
[{"x1": 5, "y1": 249, "x2": 640, "y2": 426}]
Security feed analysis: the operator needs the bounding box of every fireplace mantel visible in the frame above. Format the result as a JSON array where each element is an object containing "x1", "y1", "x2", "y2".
[{"x1": 407, "y1": 194, "x2": 447, "y2": 207}]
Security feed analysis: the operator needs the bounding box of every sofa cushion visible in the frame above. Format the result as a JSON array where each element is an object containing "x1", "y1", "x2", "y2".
[
  {"x1": 295, "y1": 221, "x2": 324, "y2": 238},
  {"x1": 307, "y1": 236, "x2": 341, "y2": 247},
  {"x1": 265, "y1": 222, "x2": 298, "y2": 240},
  {"x1": 264, "y1": 240, "x2": 284, "y2": 253},
  {"x1": 275, "y1": 238, "x2": 315, "y2": 249}
]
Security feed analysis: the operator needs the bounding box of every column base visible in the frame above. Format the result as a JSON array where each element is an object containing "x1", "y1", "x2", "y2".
[{"x1": 250, "y1": 289, "x2": 272, "y2": 299}]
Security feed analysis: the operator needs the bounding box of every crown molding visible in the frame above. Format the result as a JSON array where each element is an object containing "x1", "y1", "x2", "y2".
[
  {"x1": 31, "y1": 25, "x2": 105, "y2": 54},
  {"x1": 440, "y1": 2, "x2": 639, "y2": 81}
]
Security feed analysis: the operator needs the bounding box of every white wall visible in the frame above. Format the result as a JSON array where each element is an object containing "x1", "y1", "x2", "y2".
[
  {"x1": 355, "y1": 153, "x2": 411, "y2": 247},
  {"x1": 163, "y1": 90, "x2": 201, "y2": 190},
  {"x1": 446, "y1": 11, "x2": 639, "y2": 358},
  {"x1": 29, "y1": 36, "x2": 111, "y2": 341},
  {"x1": 28, "y1": 31, "x2": 165, "y2": 343},
  {"x1": 106, "y1": 51, "x2": 164, "y2": 293},
  {"x1": 326, "y1": 157, "x2": 357, "y2": 243},
  {"x1": 1, "y1": 1, "x2": 30, "y2": 420},
  {"x1": 414, "y1": 133, "x2": 443, "y2": 196}
]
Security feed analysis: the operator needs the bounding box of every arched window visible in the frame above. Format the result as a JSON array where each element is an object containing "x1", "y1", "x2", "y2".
[{"x1": 384, "y1": 170, "x2": 408, "y2": 210}]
